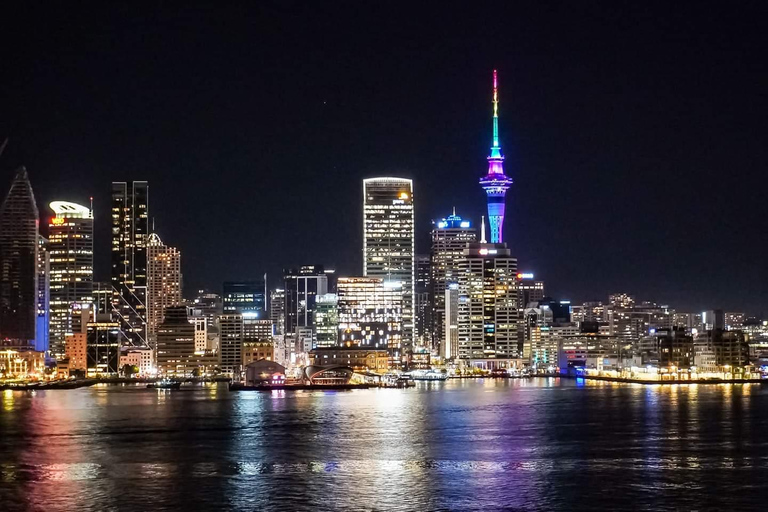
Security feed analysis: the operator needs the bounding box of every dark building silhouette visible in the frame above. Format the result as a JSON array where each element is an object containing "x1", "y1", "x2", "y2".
[
  {"x1": 283, "y1": 265, "x2": 327, "y2": 334},
  {"x1": 0, "y1": 168, "x2": 40, "y2": 346},
  {"x1": 111, "y1": 181, "x2": 149, "y2": 345}
]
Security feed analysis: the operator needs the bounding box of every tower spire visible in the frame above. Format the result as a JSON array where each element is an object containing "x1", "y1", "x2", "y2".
[
  {"x1": 480, "y1": 215, "x2": 487, "y2": 243},
  {"x1": 492, "y1": 69, "x2": 499, "y2": 149},
  {"x1": 479, "y1": 69, "x2": 513, "y2": 244}
]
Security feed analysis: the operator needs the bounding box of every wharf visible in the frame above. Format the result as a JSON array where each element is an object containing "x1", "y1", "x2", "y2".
[
  {"x1": 565, "y1": 374, "x2": 766, "y2": 385},
  {"x1": 229, "y1": 383, "x2": 371, "y2": 391}
]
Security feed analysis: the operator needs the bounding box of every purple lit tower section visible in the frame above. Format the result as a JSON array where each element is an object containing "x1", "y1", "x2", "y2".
[{"x1": 479, "y1": 69, "x2": 513, "y2": 244}]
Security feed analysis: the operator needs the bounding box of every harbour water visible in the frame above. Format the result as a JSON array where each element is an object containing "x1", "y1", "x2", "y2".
[{"x1": 1, "y1": 378, "x2": 767, "y2": 511}]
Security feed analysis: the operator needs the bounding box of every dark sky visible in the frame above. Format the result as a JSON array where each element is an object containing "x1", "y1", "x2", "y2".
[{"x1": 1, "y1": 2, "x2": 767, "y2": 315}]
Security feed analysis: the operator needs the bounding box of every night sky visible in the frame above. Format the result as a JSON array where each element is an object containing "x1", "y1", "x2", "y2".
[{"x1": 1, "y1": 3, "x2": 766, "y2": 314}]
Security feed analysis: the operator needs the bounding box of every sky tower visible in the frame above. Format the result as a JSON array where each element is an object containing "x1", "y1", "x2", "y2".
[{"x1": 479, "y1": 69, "x2": 513, "y2": 244}]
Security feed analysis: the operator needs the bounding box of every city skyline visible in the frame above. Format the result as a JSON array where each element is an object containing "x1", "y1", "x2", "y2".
[{"x1": 1, "y1": 4, "x2": 766, "y2": 315}]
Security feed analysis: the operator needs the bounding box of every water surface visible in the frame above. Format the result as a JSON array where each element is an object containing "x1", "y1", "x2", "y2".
[{"x1": 1, "y1": 378, "x2": 767, "y2": 511}]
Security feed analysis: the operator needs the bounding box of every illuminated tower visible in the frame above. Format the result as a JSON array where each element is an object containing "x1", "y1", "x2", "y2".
[
  {"x1": 48, "y1": 201, "x2": 94, "y2": 358},
  {"x1": 111, "y1": 181, "x2": 149, "y2": 345},
  {"x1": 146, "y1": 232, "x2": 182, "y2": 341},
  {"x1": 479, "y1": 70, "x2": 513, "y2": 244},
  {"x1": 362, "y1": 178, "x2": 415, "y2": 365}
]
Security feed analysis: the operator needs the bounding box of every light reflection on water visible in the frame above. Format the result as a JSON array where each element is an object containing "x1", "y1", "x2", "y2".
[{"x1": 1, "y1": 379, "x2": 767, "y2": 511}]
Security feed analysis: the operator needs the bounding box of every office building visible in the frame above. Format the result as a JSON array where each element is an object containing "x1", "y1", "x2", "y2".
[
  {"x1": 223, "y1": 280, "x2": 266, "y2": 317},
  {"x1": 191, "y1": 290, "x2": 222, "y2": 325},
  {"x1": 315, "y1": 293, "x2": 339, "y2": 348},
  {"x1": 218, "y1": 314, "x2": 244, "y2": 375},
  {"x1": 36, "y1": 235, "x2": 50, "y2": 353},
  {"x1": 337, "y1": 277, "x2": 403, "y2": 367},
  {"x1": 269, "y1": 288, "x2": 286, "y2": 335},
  {"x1": 441, "y1": 283, "x2": 460, "y2": 360},
  {"x1": 156, "y1": 306, "x2": 195, "y2": 376},
  {"x1": 283, "y1": 265, "x2": 328, "y2": 335},
  {"x1": 414, "y1": 254, "x2": 431, "y2": 348},
  {"x1": 725, "y1": 312, "x2": 745, "y2": 331},
  {"x1": 146, "y1": 233, "x2": 182, "y2": 339},
  {"x1": 517, "y1": 274, "x2": 544, "y2": 307},
  {"x1": 86, "y1": 321, "x2": 121, "y2": 376},
  {"x1": 111, "y1": 181, "x2": 149, "y2": 345},
  {"x1": 430, "y1": 210, "x2": 476, "y2": 355},
  {"x1": 0, "y1": 168, "x2": 40, "y2": 346},
  {"x1": 47, "y1": 201, "x2": 94, "y2": 358},
  {"x1": 479, "y1": 70, "x2": 513, "y2": 244},
  {"x1": 362, "y1": 177, "x2": 415, "y2": 352},
  {"x1": 638, "y1": 327, "x2": 694, "y2": 369},
  {"x1": 457, "y1": 219, "x2": 519, "y2": 367},
  {"x1": 241, "y1": 317, "x2": 273, "y2": 366}
]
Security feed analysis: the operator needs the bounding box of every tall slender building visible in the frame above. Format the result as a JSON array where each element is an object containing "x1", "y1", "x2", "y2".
[
  {"x1": 430, "y1": 210, "x2": 476, "y2": 354},
  {"x1": 111, "y1": 181, "x2": 149, "y2": 345},
  {"x1": 48, "y1": 201, "x2": 94, "y2": 358},
  {"x1": 0, "y1": 168, "x2": 40, "y2": 346},
  {"x1": 146, "y1": 232, "x2": 182, "y2": 341},
  {"x1": 36, "y1": 235, "x2": 50, "y2": 353},
  {"x1": 362, "y1": 177, "x2": 415, "y2": 358},
  {"x1": 458, "y1": 218, "x2": 519, "y2": 367},
  {"x1": 479, "y1": 70, "x2": 513, "y2": 244},
  {"x1": 283, "y1": 265, "x2": 327, "y2": 335}
]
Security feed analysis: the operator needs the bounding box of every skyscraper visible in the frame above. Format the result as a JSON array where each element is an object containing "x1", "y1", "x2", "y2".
[
  {"x1": 111, "y1": 181, "x2": 149, "y2": 345},
  {"x1": 156, "y1": 306, "x2": 195, "y2": 376},
  {"x1": 315, "y1": 293, "x2": 339, "y2": 348},
  {"x1": 223, "y1": 281, "x2": 266, "y2": 316},
  {"x1": 0, "y1": 168, "x2": 39, "y2": 346},
  {"x1": 362, "y1": 177, "x2": 415, "y2": 358},
  {"x1": 48, "y1": 201, "x2": 94, "y2": 358},
  {"x1": 146, "y1": 232, "x2": 182, "y2": 340},
  {"x1": 430, "y1": 210, "x2": 476, "y2": 354},
  {"x1": 479, "y1": 70, "x2": 513, "y2": 244},
  {"x1": 269, "y1": 288, "x2": 286, "y2": 335},
  {"x1": 36, "y1": 235, "x2": 50, "y2": 353},
  {"x1": 414, "y1": 254, "x2": 431, "y2": 348},
  {"x1": 283, "y1": 265, "x2": 328, "y2": 335},
  {"x1": 458, "y1": 219, "x2": 519, "y2": 367}
]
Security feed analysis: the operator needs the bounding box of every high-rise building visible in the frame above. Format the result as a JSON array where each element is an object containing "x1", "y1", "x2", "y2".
[
  {"x1": 156, "y1": 306, "x2": 195, "y2": 376},
  {"x1": 414, "y1": 254, "x2": 431, "y2": 348},
  {"x1": 725, "y1": 312, "x2": 745, "y2": 331},
  {"x1": 315, "y1": 293, "x2": 339, "y2": 348},
  {"x1": 479, "y1": 70, "x2": 513, "y2": 244},
  {"x1": 241, "y1": 316, "x2": 274, "y2": 366},
  {"x1": 191, "y1": 290, "x2": 222, "y2": 324},
  {"x1": 146, "y1": 233, "x2": 182, "y2": 340},
  {"x1": 457, "y1": 220, "x2": 519, "y2": 367},
  {"x1": 269, "y1": 288, "x2": 286, "y2": 335},
  {"x1": 218, "y1": 313, "x2": 244, "y2": 375},
  {"x1": 36, "y1": 235, "x2": 50, "y2": 353},
  {"x1": 0, "y1": 168, "x2": 40, "y2": 346},
  {"x1": 441, "y1": 283, "x2": 460, "y2": 360},
  {"x1": 337, "y1": 277, "x2": 403, "y2": 366},
  {"x1": 223, "y1": 281, "x2": 266, "y2": 317},
  {"x1": 517, "y1": 274, "x2": 544, "y2": 307},
  {"x1": 430, "y1": 210, "x2": 476, "y2": 354},
  {"x1": 362, "y1": 177, "x2": 415, "y2": 357},
  {"x1": 86, "y1": 321, "x2": 121, "y2": 376},
  {"x1": 283, "y1": 265, "x2": 328, "y2": 335},
  {"x1": 111, "y1": 181, "x2": 149, "y2": 345},
  {"x1": 47, "y1": 201, "x2": 94, "y2": 358}
]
